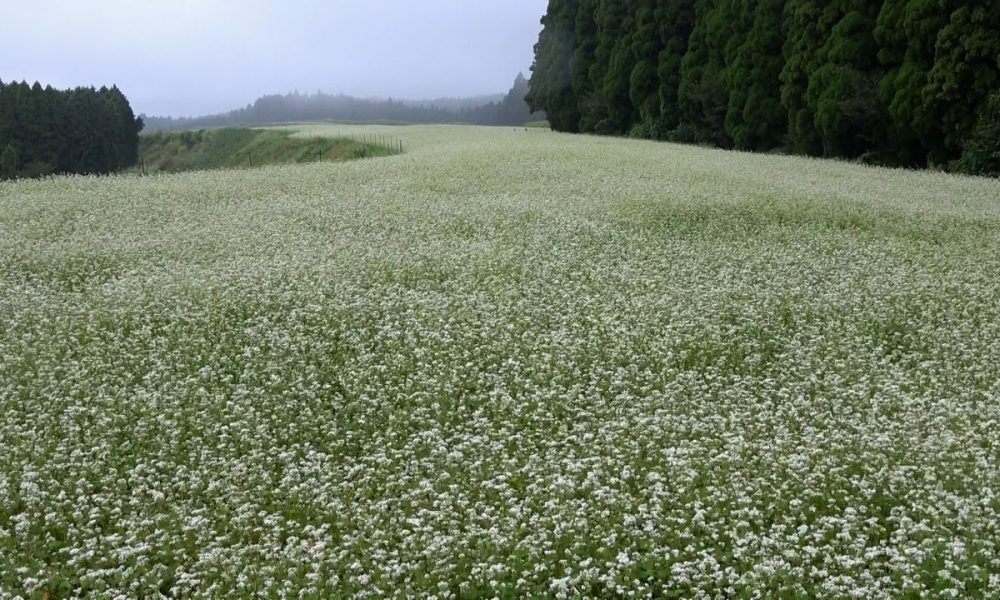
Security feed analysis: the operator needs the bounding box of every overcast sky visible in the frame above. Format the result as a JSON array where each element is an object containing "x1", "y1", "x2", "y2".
[{"x1": 1, "y1": 0, "x2": 548, "y2": 117}]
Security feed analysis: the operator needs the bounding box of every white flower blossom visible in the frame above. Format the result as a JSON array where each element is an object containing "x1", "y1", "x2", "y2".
[{"x1": 0, "y1": 124, "x2": 998, "y2": 597}]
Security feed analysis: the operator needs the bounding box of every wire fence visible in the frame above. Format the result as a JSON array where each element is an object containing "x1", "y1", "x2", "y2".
[{"x1": 339, "y1": 133, "x2": 404, "y2": 155}]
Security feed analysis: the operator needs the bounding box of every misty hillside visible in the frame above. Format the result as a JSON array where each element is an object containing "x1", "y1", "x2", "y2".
[
  {"x1": 400, "y1": 94, "x2": 504, "y2": 111},
  {"x1": 144, "y1": 75, "x2": 540, "y2": 131}
]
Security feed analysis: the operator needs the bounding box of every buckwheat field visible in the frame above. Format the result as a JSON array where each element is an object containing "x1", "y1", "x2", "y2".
[{"x1": 2, "y1": 125, "x2": 999, "y2": 599}]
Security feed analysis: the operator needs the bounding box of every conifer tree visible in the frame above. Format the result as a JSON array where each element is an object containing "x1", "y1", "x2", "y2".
[
  {"x1": 603, "y1": 35, "x2": 637, "y2": 132},
  {"x1": 0, "y1": 79, "x2": 10, "y2": 153},
  {"x1": 874, "y1": 0, "x2": 946, "y2": 165},
  {"x1": 0, "y1": 80, "x2": 142, "y2": 178},
  {"x1": 722, "y1": 0, "x2": 760, "y2": 149},
  {"x1": 922, "y1": 1, "x2": 1000, "y2": 165},
  {"x1": 679, "y1": 0, "x2": 742, "y2": 146},
  {"x1": 780, "y1": 1, "x2": 839, "y2": 154},
  {"x1": 593, "y1": 0, "x2": 633, "y2": 132},
  {"x1": 0, "y1": 143, "x2": 19, "y2": 180},
  {"x1": 655, "y1": 0, "x2": 696, "y2": 131},
  {"x1": 629, "y1": 0, "x2": 663, "y2": 131},
  {"x1": 677, "y1": 0, "x2": 718, "y2": 143},
  {"x1": 726, "y1": 0, "x2": 787, "y2": 150},
  {"x1": 805, "y1": 4, "x2": 885, "y2": 158},
  {"x1": 957, "y1": 90, "x2": 1000, "y2": 176},
  {"x1": 572, "y1": 0, "x2": 603, "y2": 131},
  {"x1": 527, "y1": 0, "x2": 581, "y2": 131},
  {"x1": 526, "y1": 0, "x2": 999, "y2": 175}
]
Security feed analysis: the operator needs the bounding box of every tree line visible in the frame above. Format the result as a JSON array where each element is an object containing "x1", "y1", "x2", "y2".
[
  {"x1": 461, "y1": 73, "x2": 543, "y2": 126},
  {"x1": 526, "y1": 0, "x2": 1000, "y2": 175},
  {"x1": 0, "y1": 81, "x2": 143, "y2": 180},
  {"x1": 144, "y1": 74, "x2": 542, "y2": 132}
]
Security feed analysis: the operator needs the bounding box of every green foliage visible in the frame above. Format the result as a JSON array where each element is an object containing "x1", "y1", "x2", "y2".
[
  {"x1": 779, "y1": 0, "x2": 834, "y2": 154},
  {"x1": 20, "y1": 160, "x2": 55, "y2": 179},
  {"x1": 807, "y1": 64, "x2": 884, "y2": 158},
  {"x1": 0, "y1": 143, "x2": 19, "y2": 180},
  {"x1": 527, "y1": 0, "x2": 998, "y2": 172},
  {"x1": 873, "y1": 0, "x2": 946, "y2": 166},
  {"x1": 655, "y1": 1, "x2": 695, "y2": 130},
  {"x1": 725, "y1": 0, "x2": 787, "y2": 150},
  {"x1": 0, "y1": 80, "x2": 142, "y2": 178},
  {"x1": 628, "y1": 0, "x2": 661, "y2": 124},
  {"x1": 957, "y1": 91, "x2": 1000, "y2": 177},
  {"x1": 589, "y1": 0, "x2": 634, "y2": 132},
  {"x1": 678, "y1": 0, "x2": 739, "y2": 147},
  {"x1": 603, "y1": 35, "x2": 637, "y2": 131},
  {"x1": 801, "y1": 5, "x2": 885, "y2": 159},
  {"x1": 139, "y1": 128, "x2": 399, "y2": 173},
  {"x1": 571, "y1": 0, "x2": 601, "y2": 131},
  {"x1": 922, "y1": 2, "x2": 1000, "y2": 165},
  {"x1": 527, "y1": 0, "x2": 581, "y2": 131}
]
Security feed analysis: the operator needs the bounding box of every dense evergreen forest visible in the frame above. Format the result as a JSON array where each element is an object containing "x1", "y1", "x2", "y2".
[
  {"x1": 527, "y1": 0, "x2": 1000, "y2": 175},
  {"x1": 0, "y1": 81, "x2": 143, "y2": 180},
  {"x1": 145, "y1": 74, "x2": 541, "y2": 132}
]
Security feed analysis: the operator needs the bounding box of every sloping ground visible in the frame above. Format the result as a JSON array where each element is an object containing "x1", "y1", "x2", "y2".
[
  {"x1": 139, "y1": 127, "x2": 399, "y2": 173},
  {"x1": 1, "y1": 124, "x2": 999, "y2": 598}
]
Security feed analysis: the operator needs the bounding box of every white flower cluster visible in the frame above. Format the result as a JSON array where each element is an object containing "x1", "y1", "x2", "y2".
[{"x1": 1, "y1": 125, "x2": 999, "y2": 598}]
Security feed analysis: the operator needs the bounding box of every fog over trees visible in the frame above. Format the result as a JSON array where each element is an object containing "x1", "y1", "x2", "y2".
[
  {"x1": 0, "y1": 72, "x2": 542, "y2": 180},
  {"x1": 143, "y1": 74, "x2": 542, "y2": 132}
]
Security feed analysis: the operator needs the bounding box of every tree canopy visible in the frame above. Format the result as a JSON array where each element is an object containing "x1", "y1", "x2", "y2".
[
  {"x1": 0, "y1": 81, "x2": 143, "y2": 179},
  {"x1": 528, "y1": 0, "x2": 1000, "y2": 174}
]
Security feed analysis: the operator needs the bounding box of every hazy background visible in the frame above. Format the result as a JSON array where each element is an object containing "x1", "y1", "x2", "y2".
[{"x1": 0, "y1": 0, "x2": 548, "y2": 117}]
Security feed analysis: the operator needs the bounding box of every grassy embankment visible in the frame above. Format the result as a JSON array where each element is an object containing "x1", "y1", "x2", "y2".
[{"x1": 139, "y1": 127, "x2": 400, "y2": 173}]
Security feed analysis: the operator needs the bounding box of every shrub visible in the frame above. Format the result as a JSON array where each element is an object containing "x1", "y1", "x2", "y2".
[
  {"x1": 628, "y1": 119, "x2": 671, "y2": 140},
  {"x1": 957, "y1": 91, "x2": 1000, "y2": 177},
  {"x1": 667, "y1": 123, "x2": 710, "y2": 145},
  {"x1": 21, "y1": 160, "x2": 55, "y2": 178},
  {"x1": 0, "y1": 143, "x2": 20, "y2": 180}
]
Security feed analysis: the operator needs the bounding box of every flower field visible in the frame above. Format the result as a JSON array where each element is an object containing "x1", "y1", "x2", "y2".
[{"x1": 2, "y1": 124, "x2": 999, "y2": 598}]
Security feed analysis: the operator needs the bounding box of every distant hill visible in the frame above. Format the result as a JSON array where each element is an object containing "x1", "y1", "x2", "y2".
[
  {"x1": 143, "y1": 75, "x2": 541, "y2": 132},
  {"x1": 400, "y1": 94, "x2": 504, "y2": 111}
]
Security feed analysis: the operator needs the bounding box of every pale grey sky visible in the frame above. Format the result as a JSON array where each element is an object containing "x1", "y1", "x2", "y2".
[{"x1": 0, "y1": 0, "x2": 548, "y2": 117}]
